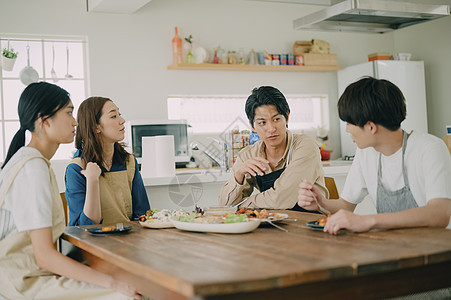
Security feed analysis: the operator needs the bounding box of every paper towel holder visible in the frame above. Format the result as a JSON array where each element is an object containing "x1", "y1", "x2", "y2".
[{"x1": 124, "y1": 119, "x2": 190, "y2": 168}]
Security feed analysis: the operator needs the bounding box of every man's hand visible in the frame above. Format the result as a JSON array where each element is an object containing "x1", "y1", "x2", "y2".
[
  {"x1": 324, "y1": 209, "x2": 375, "y2": 235},
  {"x1": 297, "y1": 179, "x2": 325, "y2": 211},
  {"x1": 234, "y1": 157, "x2": 269, "y2": 184}
]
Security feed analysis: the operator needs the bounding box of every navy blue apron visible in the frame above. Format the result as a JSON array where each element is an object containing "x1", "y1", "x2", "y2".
[{"x1": 255, "y1": 137, "x2": 321, "y2": 214}]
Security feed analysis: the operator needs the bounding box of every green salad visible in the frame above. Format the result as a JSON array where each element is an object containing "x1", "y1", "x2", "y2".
[
  {"x1": 174, "y1": 213, "x2": 249, "y2": 224},
  {"x1": 224, "y1": 213, "x2": 248, "y2": 223}
]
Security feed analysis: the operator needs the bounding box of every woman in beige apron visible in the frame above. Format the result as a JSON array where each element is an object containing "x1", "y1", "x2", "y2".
[
  {"x1": 65, "y1": 97, "x2": 149, "y2": 226},
  {"x1": 0, "y1": 82, "x2": 141, "y2": 299}
]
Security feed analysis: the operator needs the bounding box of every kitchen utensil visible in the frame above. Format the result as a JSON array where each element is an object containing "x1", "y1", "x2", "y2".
[
  {"x1": 19, "y1": 45, "x2": 39, "y2": 86},
  {"x1": 116, "y1": 223, "x2": 124, "y2": 230},
  {"x1": 204, "y1": 199, "x2": 247, "y2": 216},
  {"x1": 51, "y1": 43, "x2": 58, "y2": 82},
  {"x1": 232, "y1": 198, "x2": 248, "y2": 208},
  {"x1": 65, "y1": 44, "x2": 73, "y2": 79},
  {"x1": 266, "y1": 220, "x2": 288, "y2": 232},
  {"x1": 309, "y1": 188, "x2": 330, "y2": 216}
]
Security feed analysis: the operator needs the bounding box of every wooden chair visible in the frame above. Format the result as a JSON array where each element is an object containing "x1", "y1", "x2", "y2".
[
  {"x1": 60, "y1": 192, "x2": 68, "y2": 226},
  {"x1": 443, "y1": 136, "x2": 451, "y2": 155},
  {"x1": 325, "y1": 177, "x2": 339, "y2": 199}
]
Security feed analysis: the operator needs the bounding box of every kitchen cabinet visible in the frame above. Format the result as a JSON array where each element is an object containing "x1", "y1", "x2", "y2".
[{"x1": 167, "y1": 63, "x2": 341, "y2": 72}]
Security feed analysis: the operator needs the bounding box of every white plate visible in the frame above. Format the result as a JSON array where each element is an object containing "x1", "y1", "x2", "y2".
[
  {"x1": 139, "y1": 220, "x2": 174, "y2": 229},
  {"x1": 171, "y1": 219, "x2": 261, "y2": 234},
  {"x1": 260, "y1": 213, "x2": 289, "y2": 223}
]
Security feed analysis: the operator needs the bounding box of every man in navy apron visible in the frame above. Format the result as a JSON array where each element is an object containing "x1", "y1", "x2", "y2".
[
  {"x1": 219, "y1": 86, "x2": 328, "y2": 210},
  {"x1": 298, "y1": 77, "x2": 451, "y2": 236}
]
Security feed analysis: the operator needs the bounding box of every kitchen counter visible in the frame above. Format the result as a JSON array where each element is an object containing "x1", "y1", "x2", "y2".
[{"x1": 142, "y1": 160, "x2": 352, "y2": 186}]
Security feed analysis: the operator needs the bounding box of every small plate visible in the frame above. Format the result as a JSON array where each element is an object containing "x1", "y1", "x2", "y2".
[
  {"x1": 260, "y1": 213, "x2": 289, "y2": 223},
  {"x1": 306, "y1": 220, "x2": 325, "y2": 231},
  {"x1": 86, "y1": 226, "x2": 132, "y2": 235},
  {"x1": 140, "y1": 220, "x2": 174, "y2": 229}
]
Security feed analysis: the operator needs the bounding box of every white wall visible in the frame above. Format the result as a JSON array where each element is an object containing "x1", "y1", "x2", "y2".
[
  {"x1": 0, "y1": 0, "x2": 396, "y2": 160},
  {"x1": 394, "y1": 16, "x2": 451, "y2": 138}
]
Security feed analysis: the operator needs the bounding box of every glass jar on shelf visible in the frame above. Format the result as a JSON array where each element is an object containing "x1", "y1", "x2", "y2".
[
  {"x1": 227, "y1": 51, "x2": 237, "y2": 64},
  {"x1": 231, "y1": 129, "x2": 250, "y2": 164},
  {"x1": 237, "y1": 48, "x2": 245, "y2": 64}
]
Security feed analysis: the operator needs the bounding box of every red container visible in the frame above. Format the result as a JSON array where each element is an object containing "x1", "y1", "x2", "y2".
[{"x1": 320, "y1": 149, "x2": 332, "y2": 161}]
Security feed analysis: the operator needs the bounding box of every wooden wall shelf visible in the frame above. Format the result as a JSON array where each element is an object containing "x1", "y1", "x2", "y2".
[{"x1": 167, "y1": 63, "x2": 342, "y2": 72}]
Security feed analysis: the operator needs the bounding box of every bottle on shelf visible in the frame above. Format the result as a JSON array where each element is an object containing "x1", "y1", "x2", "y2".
[
  {"x1": 186, "y1": 49, "x2": 195, "y2": 64},
  {"x1": 213, "y1": 48, "x2": 219, "y2": 64},
  {"x1": 172, "y1": 26, "x2": 183, "y2": 65}
]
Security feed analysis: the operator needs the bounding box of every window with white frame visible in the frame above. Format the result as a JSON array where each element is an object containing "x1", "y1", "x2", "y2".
[
  {"x1": 167, "y1": 94, "x2": 329, "y2": 134},
  {"x1": 0, "y1": 35, "x2": 89, "y2": 161}
]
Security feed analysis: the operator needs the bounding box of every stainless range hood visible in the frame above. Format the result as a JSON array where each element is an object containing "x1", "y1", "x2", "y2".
[{"x1": 293, "y1": 0, "x2": 450, "y2": 33}]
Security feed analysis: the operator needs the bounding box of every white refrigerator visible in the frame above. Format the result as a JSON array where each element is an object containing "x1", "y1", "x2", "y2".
[{"x1": 337, "y1": 61, "x2": 428, "y2": 158}]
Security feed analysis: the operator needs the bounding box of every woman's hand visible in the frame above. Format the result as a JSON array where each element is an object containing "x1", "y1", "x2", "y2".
[
  {"x1": 297, "y1": 179, "x2": 325, "y2": 211},
  {"x1": 110, "y1": 279, "x2": 142, "y2": 299},
  {"x1": 81, "y1": 162, "x2": 102, "y2": 223},
  {"x1": 324, "y1": 209, "x2": 375, "y2": 235},
  {"x1": 81, "y1": 162, "x2": 101, "y2": 181},
  {"x1": 234, "y1": 157, "x2": 270, "y2": 184}
]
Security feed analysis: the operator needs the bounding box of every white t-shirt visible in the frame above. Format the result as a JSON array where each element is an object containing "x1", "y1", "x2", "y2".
[
  {"x1": 0, "y1": 147, "x2": 53, "y2": 240},
  {"x1": 341, "y1": 131, "x2": 451, "y2": 208}
]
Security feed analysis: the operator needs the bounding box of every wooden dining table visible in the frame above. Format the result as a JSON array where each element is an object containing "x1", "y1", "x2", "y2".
[{"x1": 61, "y1": 211, "x2": 451, "y2": 299}]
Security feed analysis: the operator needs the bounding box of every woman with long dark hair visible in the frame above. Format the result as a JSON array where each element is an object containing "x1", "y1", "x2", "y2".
[
  {"x1": 65, "y1": 97, "x2": 149, "y2": 226},
  {"x1": 0, "y1": 82, "x2": 141, "y2": 299}
]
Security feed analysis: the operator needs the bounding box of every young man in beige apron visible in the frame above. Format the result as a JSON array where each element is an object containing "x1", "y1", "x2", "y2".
[{"x1": 218, "y1": 86, "x2": 327, "y2": 209}]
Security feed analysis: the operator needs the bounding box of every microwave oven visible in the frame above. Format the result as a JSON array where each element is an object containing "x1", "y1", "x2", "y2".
[{"x1": 124, "y1": 120, "x2": 190, "y2": 168}]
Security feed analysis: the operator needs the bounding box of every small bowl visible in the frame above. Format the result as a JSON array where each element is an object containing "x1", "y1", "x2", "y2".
[
  {"x1": 204, "y1": 206, "x2": 237, "y2": 216},
  {"x1": 320, "y1": 149, "x2": 333, "y2": 161}
]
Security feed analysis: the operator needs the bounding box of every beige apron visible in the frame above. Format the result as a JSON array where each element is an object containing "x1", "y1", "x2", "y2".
[
  {"x1": 0, "y1": 152, "x2": 127, "y2": 300},
  {"x1": 70, "y1": 156, "x2": 135, "y2": 224}
]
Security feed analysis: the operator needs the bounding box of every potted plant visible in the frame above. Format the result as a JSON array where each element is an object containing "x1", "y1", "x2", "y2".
[
  {"x1": 2, "y1": 47, "x2": 18, "y2": 71},
  {"x1": 184, "y1": 35, "x2": 195, "y2": 64}
]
